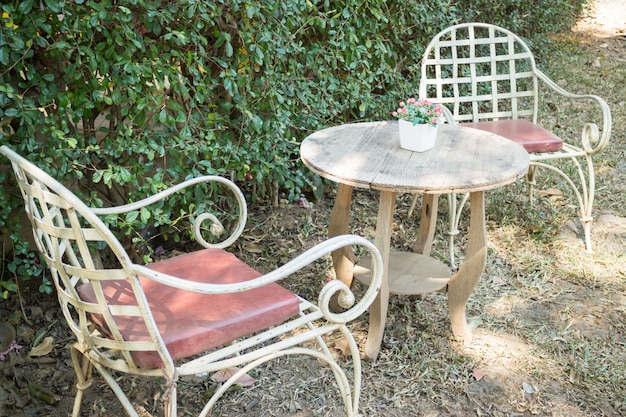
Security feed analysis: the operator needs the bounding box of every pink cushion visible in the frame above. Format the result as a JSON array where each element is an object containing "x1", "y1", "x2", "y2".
[
  {"x1": 78, "y1": 248, "x2": 300, "y2": 369},
  {"x1": 462, "y1": 119, "x2": 563, "y2": 153}
]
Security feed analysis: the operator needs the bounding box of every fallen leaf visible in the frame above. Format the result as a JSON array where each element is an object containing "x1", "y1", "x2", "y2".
[
  {"x1": 522, "y1": 381, "x2": 537, "y2": 394},
  {"x1": 288, "y1": 399, "x2": 302, "y2": 412},
  {"x1": 472, "y1": 368, "x2": 485, "y2": 381},
  {"x1": 491, "y1": 276, "x2": 506, "y2": 286},
  {"x1": 243, "y1": 243, "x2": 264, "y2": 254},
  {"x1": 28, "y1": 383, "x2": 59, "y2": 405},
  {"x1": 538, "y1": 188, "x2": 563, "y2": 197},
  {"x1": 334, "y1": 338, "x2": 351, "y2": 357},
  {"x1": 210, "y1": 367, "x2": 256, "y2": 387},
  {"x1": 28, "y1": 337, "x2": 54, "y2": 357}
]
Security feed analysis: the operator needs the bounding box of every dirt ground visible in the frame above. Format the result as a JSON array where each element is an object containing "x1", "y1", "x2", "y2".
[
  {"x1": 1, "y1": 3, "x2": 625, "y2": 417},
  {"x1": 2, "y1": 192, "x2": 625, "y2": 417}
]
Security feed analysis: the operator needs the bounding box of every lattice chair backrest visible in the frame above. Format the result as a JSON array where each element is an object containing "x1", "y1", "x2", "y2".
[
  {"x1": 1, "y1": 146, "x2": 173, "y2": 374},
  {"x1": 419, "y1": 23, "x2": 539, "y2": 123}
]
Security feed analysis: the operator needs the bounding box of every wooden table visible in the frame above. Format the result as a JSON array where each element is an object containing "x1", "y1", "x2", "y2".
[{"x1": 300, "y1": 121, "x2": 529, "y2": 360}]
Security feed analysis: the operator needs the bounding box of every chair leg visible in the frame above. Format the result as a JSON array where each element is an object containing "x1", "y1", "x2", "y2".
[
  {"x1": 407, "y1": 193, "x2": 419, "y2": 218},
  {"x1": 340, "y1": 326, "x2": 362, "y2": 416},
  {"x1": 527, "y1": 165, "x2": 538, "y2": 206},
  {"x1": 89, "y1": 361, "x2": 141, "y2": 417},
  {"x1": 417, "y1": 159, "x2": 596, "y2": 256},
  {"x1": 70, "y1": 344, "x2": 93, "y2": 417},
  {"x1": 408, "y1": 193, "x2": 468, "y2": 268},
  {"x1": 578, "y1": 156, "x2": 595, "y2": 253},
  {"x1": 71, "y1": 342, "x2": 179, "y2": 417},
  {"x1": 529, "y1": 157, "x2": 595, "y2": 253},
  {"x1": 198, "y1": 347, "x2": 359, "y2": 417},
  {"x1": 582, "y1": 218, "x2": 593, "y2": 253},
  {"x1": 447, "y1": 193, "x2": 469, "y2": 268},
  {"x1": 163, "y1": 373, "x2": 178, "y2": 417}
]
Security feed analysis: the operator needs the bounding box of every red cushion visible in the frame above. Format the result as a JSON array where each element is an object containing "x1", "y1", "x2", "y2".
[
  {"x1": 77, "y1": 248, "x2": 300, "y2": 369},
  {"x1": 462, "y1": 119, "x2": 563, "y2": 153}
]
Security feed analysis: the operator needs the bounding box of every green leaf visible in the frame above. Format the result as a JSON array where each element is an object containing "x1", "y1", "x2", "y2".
[
  {"x1": 140, "y1": 207, "x2": 151, "y2": 223},
  {"x1": 225, "y1": 42, "x2": 233, "y2": 57},
  {"x1": 43, "y1": 0, "x2": 61, "y2": 13},
  {"x1": 125, "y1": 211, "x2": 139, "y2": 223},
  {"x1": 18, "y1": 0, "x2": 35, "y2": 14},
  {"x1": 3, "y1": 108, "x2": 18, "y2": 117},
  {"x1": 0, "y1": 47, "x2": 8, "y2": 67}
]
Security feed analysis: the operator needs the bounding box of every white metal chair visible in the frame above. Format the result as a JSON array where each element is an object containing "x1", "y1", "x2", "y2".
[
  {"x1": 0, "y1": 145, "x2": 383, "y2": 417},
  {"x1": 409, "y1": 23, "x2": 611, "y2": 265}
]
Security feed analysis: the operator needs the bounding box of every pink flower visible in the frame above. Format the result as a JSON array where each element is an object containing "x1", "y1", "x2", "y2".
[{"x1": 393, "y1": 97, "x2": 444, "y2": 127}]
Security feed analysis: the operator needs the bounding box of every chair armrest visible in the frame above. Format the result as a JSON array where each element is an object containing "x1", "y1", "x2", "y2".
[
  {"x1": 535, "y1": 69, "x2": 612, "y2": 154},
  {"x1": 441, "y1": 106, "x2": 456, "y2": 125},
  {"x1": 91, "y1": 175, "x2": 247, "y2": 249},
  {"x1": 134, "y1": 234, "x2": 383, "y2": 324}
]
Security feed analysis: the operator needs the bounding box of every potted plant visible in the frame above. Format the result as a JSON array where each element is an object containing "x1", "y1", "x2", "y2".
[{"x1": 392, "y1": 98, "x2": 445, "y2": 152}]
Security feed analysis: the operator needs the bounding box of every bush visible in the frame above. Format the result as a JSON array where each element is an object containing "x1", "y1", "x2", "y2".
[{"x1": 0, "y1": 0, "x2": 585, "y2": 294}]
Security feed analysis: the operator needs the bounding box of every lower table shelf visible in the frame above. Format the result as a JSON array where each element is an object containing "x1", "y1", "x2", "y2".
[{"x1": 354, "y1": 251, "x2": 451, "y2": 295}]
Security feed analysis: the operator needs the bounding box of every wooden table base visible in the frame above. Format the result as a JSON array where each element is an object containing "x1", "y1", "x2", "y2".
[{"x1": 329, "y1": 186, "x2": 487, "y2": 360}]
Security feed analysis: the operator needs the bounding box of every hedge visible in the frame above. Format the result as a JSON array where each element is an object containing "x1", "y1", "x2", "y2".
[{"x1": 0, "y1": 0, "x2": 585, "y2": 295}]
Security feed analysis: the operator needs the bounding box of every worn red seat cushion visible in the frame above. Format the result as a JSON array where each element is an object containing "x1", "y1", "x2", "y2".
[
  {"x1": 462, "y1": 119, "x2": 563, "y2": 153},
  {"x1": 77, "y1": 248, "x2": 300, "y2": 369}
]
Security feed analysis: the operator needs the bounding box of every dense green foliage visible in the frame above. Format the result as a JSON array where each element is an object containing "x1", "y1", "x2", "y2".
[{"x1": 0, "y1": 0, "x2": 585, "y2": 294}]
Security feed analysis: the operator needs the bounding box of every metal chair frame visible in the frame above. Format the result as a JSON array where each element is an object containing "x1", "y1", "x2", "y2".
[
  {"x1": 409, "y1": 23, "x2": 611, "y2": 265},
  {"x1": 1, "y1": 145, "x2": 383, "y2": 417}
]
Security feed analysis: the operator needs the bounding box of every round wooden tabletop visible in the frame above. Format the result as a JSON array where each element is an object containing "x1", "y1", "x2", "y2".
[{"x1": 301, "y1": 121, "x2": 530, "y2": 194}]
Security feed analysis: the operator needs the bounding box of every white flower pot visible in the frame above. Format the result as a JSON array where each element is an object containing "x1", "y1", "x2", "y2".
[{"x1": 398, "y1": 120, "x2": 439, "y2": 152}]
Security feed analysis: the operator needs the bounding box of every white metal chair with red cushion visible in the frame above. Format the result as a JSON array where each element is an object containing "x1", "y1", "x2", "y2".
[
  {"x1": 409, "y1": 22, "x2": 611, "y2": 265},
  {"x1": 0, "y1": 145, "x2": 383, "y2": 417}
]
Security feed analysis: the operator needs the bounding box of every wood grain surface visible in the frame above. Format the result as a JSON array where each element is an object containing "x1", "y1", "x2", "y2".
[{"x1": 301, "y1": 121, "x2": 529, "y2": 194}]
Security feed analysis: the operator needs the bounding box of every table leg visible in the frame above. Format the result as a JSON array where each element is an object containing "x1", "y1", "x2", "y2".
[
  {"x1": 412, "y1": 193, "x2": 439, "y2": 256},
  {"x1": 364, "y1": 190, "x2": 396, "y2": 360},
  {"x1": 328, "y1": 183, "x2": 356, "y2": 286},
  {"x1": 447, "y1": 191, "x2": 487, "y2": 345}
]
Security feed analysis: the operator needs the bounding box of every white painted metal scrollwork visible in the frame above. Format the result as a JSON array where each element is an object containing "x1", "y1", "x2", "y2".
[
  {"x1": 1, "y1": 145, "x2": 383, "y2": 417},
  {"x1": 409, "y1": 23, "x2": 612, "y2": 257}
]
